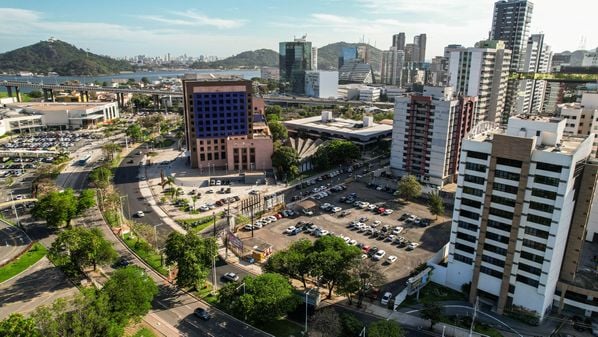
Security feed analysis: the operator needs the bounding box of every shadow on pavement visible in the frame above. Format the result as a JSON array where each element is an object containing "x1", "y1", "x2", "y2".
[
  {"x1": 0, "y1": 263, "x2": 72, "y2": 307},
  {"x1": 418, "y1": 220, "x2": 451, "y2": 253}
]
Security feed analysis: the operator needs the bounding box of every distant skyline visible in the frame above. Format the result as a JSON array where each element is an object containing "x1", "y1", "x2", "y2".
[{"x1": 0, "y1": 0, "x2": 595, "y2": 59}]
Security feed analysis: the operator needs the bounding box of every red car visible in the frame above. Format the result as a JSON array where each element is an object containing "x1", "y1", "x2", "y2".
[
  {"x1": 274, "y1": 213, "x2": 283, "y2": 219},
  {"x1": 362, "y1": 245, "x2": 371, "y2": 253},
  {"x1": 377, "y1": 207, "x2": 386, "y2": 214}
]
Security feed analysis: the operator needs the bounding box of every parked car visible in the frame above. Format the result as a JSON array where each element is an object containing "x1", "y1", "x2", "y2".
[
  {"x1": 285, "y1": 226, "x2": 296, "y2": 234},
  {"x1": 222, "y1": 272, "x2": 239, "y2": 282},
  {"x1": 381, "y1": 292, "x2": 392, "y2": 305},
  {"x1": 386, "y1": 255, "x2": 398, "y2": 264},
  {"x1": 373, "y1": 250, "x2": 386, "y2": 260},
  {"x1": 194, "y1": 308, "x2": 211, "y2": 320},
  {"x1": 303, "y1": 208, "x2": 314, "y2": 215},
  {"x1": 136, "y1": 211, "x2": 145, "y2": 217},
  {"x1": 406, "y1": 242, "x2": 420, "y2": 250}
]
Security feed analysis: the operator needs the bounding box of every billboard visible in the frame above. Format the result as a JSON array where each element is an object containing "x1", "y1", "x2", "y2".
[{"x1": 227, "y1": 231, "x2": 243, "y2": 251}]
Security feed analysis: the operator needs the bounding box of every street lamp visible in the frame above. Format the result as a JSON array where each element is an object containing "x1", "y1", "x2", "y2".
[
  {"x1": 212, "y1": 211, "x2": 217, "y2": 237},
  {"x1": 359, "y1": 327, "x2": 366, "y2": 337},
  {"x1": 236, "y1": 282, "x2": 246, "y2": 295},
  {"x1": 9, "y1": 191, "x2": 20, "y2": 227},
  {"x1": 304, "y1": 288, "x2": 316, "y2": 334}
]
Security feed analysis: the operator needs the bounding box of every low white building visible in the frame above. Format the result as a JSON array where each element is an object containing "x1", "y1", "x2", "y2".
[
  {"x1": 359, "y1": 87, "x2": 381, "y2": 102},
  {"x1": 337, "y1": 84, "x2": 362, "y2": 100},
  {"x1": 4, "y1": 102, "x2": 119, "y2": 129},
  {"x1": 557, "y1": 92, "x2": 598, "y2": 157},
  {"x1": 305, "y1": 71, "x2": 339, "y2": 99}
]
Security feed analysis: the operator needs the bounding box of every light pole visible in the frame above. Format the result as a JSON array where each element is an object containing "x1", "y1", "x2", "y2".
[
  {"x1": 359, "y1": 327, "x2": 366, "y2": 337},
  {"x1": 236, "y1": 282, "x2": 246, "y2": 295},
  {"x1": 153, "y1": 223, "x2": 164, "y2": 250},
  {"x1": 442, "y1": 325, "x2": 446, "y2": 337},
  {"x1": 304, "y1": 288, "x2": 316, "y2": 335},
  {"x1": 9, "y1": 191, "x2": 20, "y2": 227},
  {"x1": 212, "y1": 211, "x2": 216, "y2": 237}
]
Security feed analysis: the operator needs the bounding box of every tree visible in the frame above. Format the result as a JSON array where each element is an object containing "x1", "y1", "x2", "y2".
[
  {"x1": 131, "y1": 222, "x2": 156, "y2": 246},
  {"x1": 218, "y1": 273, "x2": 300, "y2": 324},
  {"x1": 102, "y1": 81, "x2": 109, "y2": 87},
  {"x1": 312, "y1": 140, "x2": 361, "y2": 170},
  {"x1": 310, "y1": 236, "x2": 361, "y2": 298},
  {"x1": 265, "y1": 105, "x2": 283, "y2": 121},
  {"x1": 49, "y1": 227, "x2": 118, "y2": 271},
  {"x1": 0, "y1": 313, "x2": 40, "y2": 337},
  {"x1": 89, "y1": 166, "x2": 113, "y2": 189},
  {"x1": 354, "y1": 259, "x2": 386, "y2": 308},
  {"x1": 264, "y1": 239, "x2": 312, "y2": 287},
  {"x1": 340, "y1": 313, "x2": 364, "y2": 337},
  {"x1": 271, "y1": 145, "x2": 300, "y2": 180},
  {"x1": 31, "y1": 188, "x2": 94, "y2": 227},
  {"x1": 164, "y1": 232, "x2": 217, "y2": 289},
  {"x1": 141, "y1": 76, "x2": 150, "y2": 84},
  {"x1": 427, "y1": 190, "x2": 445, "y2": 220},
  {"x1": 368, "y1": 320, "x2": 404, "y2": 337},
  {"x1": 102, "y1": 143, "x2": 122, "y2": 161},
  {"x1": 126, "y1": 124, "x2": 143, "y2": 142},
  {"x1": 268, "y1": 120, "x2": 288, "y2": 142},
  {"x1": 28, "y1": 90, "x2": 43, "y2": 98},
  {"x1": 396, "y1": 175, "x2": 422, "y2": 202},
  {"x1": 191, "y1": 195, "x2": 199, "y2": 211},
  {"x1": 310, "y1": 307, "x2": 341, "y2": 337},
  {"x1": 101, "y1": 266, "x2": 158, "y2": 324},
  {"x1": 421, "y1": 302, "x2": 443, "y2": 329}
]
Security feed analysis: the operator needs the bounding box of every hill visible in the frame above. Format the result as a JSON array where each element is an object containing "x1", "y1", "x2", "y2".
[
  {"x1": 190, "y1": 49, "x2": 278, "y2": 69},
  {"x1": 317, "y1": 42, "x2": 382, "y2": 71},
  {"x1": 0, "y1": 39, "x2": 133, "y2": 76}
]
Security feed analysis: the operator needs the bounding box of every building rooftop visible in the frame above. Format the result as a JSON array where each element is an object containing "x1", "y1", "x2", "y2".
[
  {"x1": 569, "y1": 240, "x2": 598, "y2": 291},
  {"x1": 182, "y1": 73, "x2": 245, "y2": 81},
  {"x1": 284, "y1": 115, "x2": 393, "y2": 140},
  {"x1": 6, "y1": 102, "x2": 112, "y2": 112}
]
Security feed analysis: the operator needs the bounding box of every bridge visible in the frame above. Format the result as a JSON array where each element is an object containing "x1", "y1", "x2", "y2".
[{"x1": 509, "y1": 72, "x2": 598, "y2": 83}]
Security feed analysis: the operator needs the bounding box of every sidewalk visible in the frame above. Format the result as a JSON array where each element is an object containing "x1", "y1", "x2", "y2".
[{"x1": 216, "y1": 240, "x2": 263, "y2": 276}]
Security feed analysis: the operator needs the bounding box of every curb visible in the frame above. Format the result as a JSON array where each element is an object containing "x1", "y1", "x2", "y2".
[{"x1": 0, "y1": 252, "x2": 46, "y2": 285}]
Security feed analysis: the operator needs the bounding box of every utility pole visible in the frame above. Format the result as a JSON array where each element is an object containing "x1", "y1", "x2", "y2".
[
  {"x1": 9, "y1": 191, "x2": 20, "y2": 227},
  {"x1": 212, "y1": 211, "x2": 216, "y2": 237}
]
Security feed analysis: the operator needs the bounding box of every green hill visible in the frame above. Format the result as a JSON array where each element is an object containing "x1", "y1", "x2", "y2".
[
  {"x1": 191, "y1": 49, "x2": 279, "y2": 69},
  {"x1": 317, "y1": 42, "x2": 382, "y2": 71},
  {"x1": 0, "y1": 39, "x2": 133, "y2": 76}
]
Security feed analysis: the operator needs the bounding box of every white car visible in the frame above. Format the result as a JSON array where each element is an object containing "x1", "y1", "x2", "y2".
[
  {"x1": 244, "y1": 224, "x2": 253, "y2": 230},
  {"x1": 320, "y1": 203, "x2": 332, "y2": 210},
  {"x1": 381, "y1": 291, "x2": 392, "y2": 305},
  {"x1": 253, "y1": 222, "x2": 263, "y2": 229},
  {"x1": 392, "y1": 227, "x2": 404, "y2": 235},
  {"x1": 331, "y1": 207, "x2": 342, "y2": 213},
  {"x1": 268, "y1": 216, "x2": 278, "y2": 222},
  {"x1": 344, "y1": 237, "x2": 351, "y2": 244},
  {"x1": 367, "y1": 204, "x2": 377, "y2": 211},
  {"x1": 383, "y1": 209, "x2": 394, "y2": 215},
  {"x1": 261, "y1": 218, "x2": 272, "y2": 224},
  {"x1": 349, "y1": 239, "x2": 357, "y2": 246},
  {"x1": 199, "y1": 205, "x2": 210, "y2": 211},
  {"x1": 136, "y1": 211, "x2": 145, "y2": 217},
  {"x1": 316, "y1": 229, "x2": 329, "y2": 237},
  {"x1": 359, "y1": 202, "x2": 370, "y2": 209},
  {"x1": 285, "y1": 226, "x2": 296, "y2": 234},
  {"x1": 386, "y1": 255, "x2": 398, "y2": 264},
  {"x1": 303, "y1": 208, "x2": 314, "y2": 216},
  {"x1": 372, "y1": 220, "x2": 381, "y2": 227},
  {"x1": 407, "y1": 242, "x2": 420, "y2": 250},
  {"x1": 373, "y1": 250, "x2": 386, "y2": 260}
]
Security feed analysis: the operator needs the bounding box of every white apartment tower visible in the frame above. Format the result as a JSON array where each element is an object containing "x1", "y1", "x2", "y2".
[
  {"x1": 448, "y1": 40, "x2": 511, "y2": 124},
  {"x1": 381, "y1": 47, "x2": 405, "y2": 86},
  {"x1": 445, "y1": 116, "x2": 595, "y2": 320},
  {"x1": 515, "y1": 34, "x2": 552, "y2": 115},
  {"x1": 390, "y1": 86, "x2": 477, "y2": 187}
]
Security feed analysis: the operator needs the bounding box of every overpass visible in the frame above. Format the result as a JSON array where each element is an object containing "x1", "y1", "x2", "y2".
[
  {"x1": 1, "y1": 80, "x2": 183, "y2": 107},
  {"x1": 509, "y1": 72, "x2": 598, "y2": 83}
]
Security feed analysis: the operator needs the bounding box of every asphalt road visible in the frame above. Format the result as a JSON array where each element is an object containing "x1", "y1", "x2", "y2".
[{"x1": 0, "y1": 220, "x2": 31, "y2": 265}]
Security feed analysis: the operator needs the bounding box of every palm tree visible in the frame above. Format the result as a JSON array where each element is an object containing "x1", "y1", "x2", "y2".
[{"x1": 192, "y1": 195, "x2": 199, "y2": 211}]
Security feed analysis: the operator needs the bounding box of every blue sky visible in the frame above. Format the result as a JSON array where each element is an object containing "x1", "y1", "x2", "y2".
[{"x1": 0, "y1": 0, "x2": 595, "y2": 59}]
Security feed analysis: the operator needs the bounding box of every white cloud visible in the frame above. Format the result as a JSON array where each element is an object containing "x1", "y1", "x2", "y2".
[{"x1": 138, "y1": 10, "x2": 245, "y2": 29}]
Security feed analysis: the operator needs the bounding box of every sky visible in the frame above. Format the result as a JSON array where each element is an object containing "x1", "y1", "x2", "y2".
[{"x1": 0, "y1": 0, "x2": 596, "y2": 60}]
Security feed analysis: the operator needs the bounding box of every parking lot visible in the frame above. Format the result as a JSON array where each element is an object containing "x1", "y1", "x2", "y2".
[
  {"x1": 236, "y1": 180, "x2": 451, "y2": 294},
  {"x1": 0, "y1": 131, "x2": 100, "y2": 152}
]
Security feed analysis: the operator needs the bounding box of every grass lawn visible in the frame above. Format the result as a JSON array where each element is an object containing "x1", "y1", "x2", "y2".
[
  {"x1": 257, "y1": 318, "x2": 304, "y2": 337},
  {"x1": 122, "y1": 234, "x2": 168, "y2": 276},
  {"x1": 400, "y1": 282, "x2": 466, "y2": 307},
  {"x1": 131, "y1": 327, "x2": 157, "y2": 337},
  {"x1": 196, "y1": 283, "x2": 220, "y2": 307},
  {"x1": 440, "y1": 316, "x2": 504, "y2": 337},
  {"x1": 177, "y1": 214, "x2": 219, "y2": 233},
  {"x1": 0, "y1": 242, "x2": 47, "y2": 283}
]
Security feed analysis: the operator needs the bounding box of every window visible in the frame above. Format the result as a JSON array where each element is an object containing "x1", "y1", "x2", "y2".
[
  {"x1": 520, "y1": 251, "x2": 544, "y2": 264},
  {"x1": 529, "y1": 201, "x2": 554, "y2": 213},
  {"x1": 522, "y1": 239, "x2": 546, "y2": 252},
  {"x1": 527, "y1": 214, "x2": 552, "y2": 227},
  {"x1": 463, "y1": 186, "x2": 484, "y2": 197},
  {"x1": 486, "y1": 232, "x2": 510, "y2": 244},
  {"x1": 495, "y1": 170, "x2": 520, "y2": 181},
  {"x1": 491, "y1": 195, "x2": 516, "y2": 207},
  {"x1": 468, "y1": 151, "x2": 489, "y2": 160},
  {"x1": 464, "y1": 174, "x2": 485, "y2": 185},
  {"x1": 461, "y1": 198, "x2": 482, "y2": 208},
  {"x1": 480, "y1": 266, "x2": 503, "y2": 279},
  {"x1": 487, "y1": 219, "x2": 511, "y2": 232},
  {"x1": 524, "y1": 227, "x2": 549, "y2": 239},
  {"x1": 460, "y1": 209, "x2": 480, "y2": 220},
  {"x1": 466, "y1": 162, "x2": 487, "y2": 172},
  {"x1": 457, "y1": 232, "x2": 477, "y2": 243},
  {"x1": 518, "y1": 263, "x2": 542, "y2": 276},
  {"x1": 496, "y1": 157, "x2": 522, "y2": 168},
  {"x1": 483, "y1": 254, "x2": 505, "y2": 267},
  {"x1": 484, "y1": 243, "x2": 507, "y2": 255},
  {"x1": 535, "y1": 162, "x2": 562, "y2": 173},
  {"x1": 534, "y1": 175, "x2": 560, "y2": 187},
  {"x1": 531, "y1": 188, "x2": 557, "y2": 200},
  {"x1": 493, "y1": 182, "x2": 519, "y2": 194},
  {"x1": 458, "y1": 220, "x2": 478, "y2": 232},
  {"x1": 454, "y1": 254, "x2": 473, "y2": 264},
  {"x1": 455, "y1": 242, "x2": 475, "y2": 254},
  {"x1": 489, "y1": 207, "x2": 514, "y2": 219},
  {"x1": 516, "y1": 274, "x2": 539, "y2": 287}
]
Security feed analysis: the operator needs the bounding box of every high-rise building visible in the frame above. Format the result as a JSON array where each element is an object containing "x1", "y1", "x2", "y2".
[
  {"x1": 304, "y1": 71, "x2": 339, "y2": 99},
  {"x1": 491, "y1": 0, "x2": 534, "y2": 118},
  {"x1": 311, "y1": 46, "x2": 318, "y2": 70},
  {"x1": 448, "y1": 40, "x2": 512, "y2": 124},
  {"x1": 413, "y1": 34, "x2": 427, "y2": 63},
  {"x1": 279, "y1": 37, "x2": 313, "y2": 95},
  {"x1": 182, "y1": 74, "x2": 273, "y2": 171},
  {"x1": 390, "y1": 86, "x2": 477, "y2": 187},
  {"x1": 444, "y1": 115, "x2": 595, "y2": 321},
  {"x1": 404, "y1": 43, "x2": 419, "y2": 63},
  {"x1": 381, "y1": 47, "x2": 405, "y2": 86},
  {"x1": 393, "y1": 32, "x2": 406, "y2": 51},
  {"x1": 338, "y1": 47, "x2": 358, "y2": 69},
  {"x1": 515, "y1": 34, "x2": 552, "y2": 115},
  {"x1": 557, "y1": 92, "x2": 598, "y2": 157}
]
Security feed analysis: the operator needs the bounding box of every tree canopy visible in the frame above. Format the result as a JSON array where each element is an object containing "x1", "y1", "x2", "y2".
[
  {"x1": 125, "y1": 124, "x2": 143, "y2": 142},
  {"x1": 271, "y1": 145, "x2": 300, "y2": 181},
  {"x1": 396, "y1": 175, "x2": 422, "y2": 202},
  {"x1": 268, "y1": 120, "x2": 288, "y2": 142},
  {"x1": 312, "y1": 140, "x2": 361, "y2": 170},
  {"x1": 368, "y1": 320, "x2": 404, "y2": 337},
  {"x1": 218, "y1": 273, "x2": 300, "y2": 324},
  {"x1": 421, "y1": 302, "x2": 443, "y2": 329},
  {"x1": 102, "y1": 266, "x2": 158, "y2": 324},
  {"x1": 164, "y1": 232, "x2": 218, "y2": 290},
  {"x1": 427, "y1": 191, "x2": 445, "y2": 220},
  {"x1": 49, "y1": 227, "x2": 117, "y2": 272},
  {"x1": 0, "y1": 313, "x2": 40, "y2": 337},
  {"x1": 89, "y1": 166, "x2": 113, "y2": 189},
  {"x1": 310, "y1": 307, "x2": 341, "y2": 337},
  {"x1": 31, "y1": 188, "x2": 96, "y2": 227}
]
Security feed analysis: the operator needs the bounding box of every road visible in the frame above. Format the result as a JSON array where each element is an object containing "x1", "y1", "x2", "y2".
[{"x1": 0, "y1": 220, "x2": 31, "y2": 266}]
